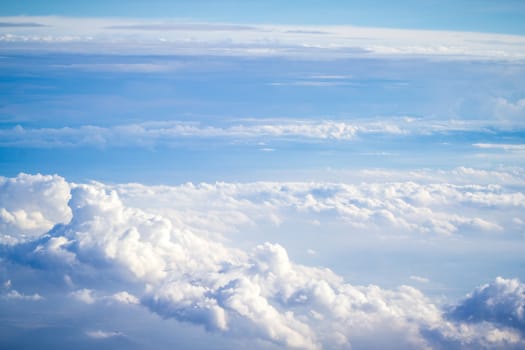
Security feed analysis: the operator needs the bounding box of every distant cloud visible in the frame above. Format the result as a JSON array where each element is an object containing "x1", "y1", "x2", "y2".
[
  {"x1": 70, "y1": 289, "x2": 96, "y2": 304},
  {"x1": 269, "y1": 81, "x2": 355, "y2": 87},
  {"x1": 493, "y1": 98, "x2": 525, "y2": 120},
  {"x1": 1, "y1": 16, "x2": 524, "y2": 60},
  {"x1": 2, "y1": 117, "x2": 522, "y2": 149},
  {"x1": 473, "y1": 143, "x2": 525, "y2": 151},
  {"x1": 85, "y1": 330, "x2": 124, "y2": 339},
  {"x1": 354, "y1": 166, "x2": 525, "y2": 186},
  {"x1": 0, "y1": 22, "x2": 47, "y2": 28},
  {"x1": 4, "y1": 290, "x2": 43, "y2": 301},
  {"x1": 52, "y1": 62, "x2": 187, "y2": 73},
  {"x1": 107, "y1": 23, "x2": 259, "y2": 32},
  {"x1": 448, "y1": 277, "x2": 525, "y2": 332},
  {"x1": 111, "y1": 291, "x2": 139, "y2": 305},
  {"x1": 409, "y1": 275, "x2": 430, "y2": 283}
]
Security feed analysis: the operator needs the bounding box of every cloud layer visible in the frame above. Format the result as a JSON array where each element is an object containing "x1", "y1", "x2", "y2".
[
  {"x1": 1, "y1": 117, "x2": 523, "y2": 148},
  {"x1": 1, "y1": 173, "x2": 525, "y2": 349},
  {"x1": 1, "y1": 16, "x2": 525, "y2": 60}
]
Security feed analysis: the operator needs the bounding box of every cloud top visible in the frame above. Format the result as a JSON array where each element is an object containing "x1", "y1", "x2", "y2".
[
  {"x1": 1, "y1": 173, "x2": 525, "y2": 348},
  {"x1": 449, "y1": 277, "x2": 525, "y2": 332}
]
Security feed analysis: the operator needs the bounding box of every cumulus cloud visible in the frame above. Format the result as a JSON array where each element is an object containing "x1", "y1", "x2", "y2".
[
  {"x1": 0, "y1": 173, "x2": 71, "y2": 244},
  {"x1": 70, "y1": 288, "x2": 96, "y2": 304},
  {"x1": 1, "y1": 173, "x2": 524, "y2": 349},
  {"x1": 111, "y1": 291, "x2": 140, "y2": 305},
  {"x1": 115, "y1": 179, "x2": 521, "y2": 237},
  {"x1": 448, "y1": 277, "x2": 525, "y2": 332}
]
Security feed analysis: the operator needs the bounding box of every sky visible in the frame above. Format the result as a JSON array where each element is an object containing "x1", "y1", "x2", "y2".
[{"x1": 1, "y1": 1, "x2": 525, "y2": 350}]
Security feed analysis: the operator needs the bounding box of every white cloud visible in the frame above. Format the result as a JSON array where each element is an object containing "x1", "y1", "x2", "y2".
[
  {"x1": 493, "y1": 97, "x2": 525, "y2": 120},
  {"x1": 473, "y1": 143, "x2": 525, "y2": 152},
  {"x1": 351, "y1": 167, "x2": 525, "y2": 187},
  {"x1": 1, "y1": 173, "x2": 524, "y2": 348},
  {"x1": 448, "y1": 277, "x2": 525, "y2": 331},
  {"x1": 4, "y1": 289, "x2": 44, "y2": 301},
  {"x1": 0, "y1": 120, "x2": 362, "y2": 147},
  {"x1": 70, "y1": 288, "x2": 96, "y2": 304},
  {"x1": 306, "y1": 248, "x2": 317, "y2": 255},
  {"x1": 0, "y1": 173, "x2": 72, "y2": 244},
  {"x1": 410, "y1": 276, "x2": 430, "y2": 284},
  {"x1": 115, "y1": 179, "x2": 521, "y2": 237},
  {"x1": 1, "y1": 16, "x2": 525, "y2": 60},
  {"x1": 85, "y1": 330, "x2": 124, "y2": 339},
  {"x1": 1, "y1": 117, "x2": 521, "y2": 149},
  {"x1": 111, "y1": 291, "x2": 139, "y2": 305}
]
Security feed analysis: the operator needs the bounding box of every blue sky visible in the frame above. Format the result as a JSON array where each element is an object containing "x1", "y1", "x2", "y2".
[
  {"x1": 3, "y1": 0, "x2": 525, "y2": 34},
  {"x1": 1, "y1": 2, "x2": 525, "y2": 350}
]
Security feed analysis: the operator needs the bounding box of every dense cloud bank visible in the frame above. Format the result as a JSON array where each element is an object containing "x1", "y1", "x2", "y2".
[{"x1": 1, "y1": 173, "x2": 525, "y2": 349}]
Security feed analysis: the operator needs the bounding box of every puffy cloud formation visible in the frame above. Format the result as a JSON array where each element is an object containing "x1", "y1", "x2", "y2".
[
  {"x1": 0, "y1": 173, "x2": 71, "y2": 244},
  {"x1": 1, "y1": 173, "x2": 525, "y2": 349},
  {"x1": 115, "y1": 179, "x2": 522, "y2": 237},
  {"x1": 448, "y1": 277, "x2": 525, "y2": 332}
]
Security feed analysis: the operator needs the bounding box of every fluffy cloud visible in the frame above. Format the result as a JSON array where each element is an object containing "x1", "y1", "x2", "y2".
[
  {"x1": 0, "y1": 173, "x2": 71, "y2": 244},
  {"x1": 111, "y1": 291, "x2": 140, "y2": 305},
  {"x1": 448, "y1": 277, "x2": 525, "y2": 332},
  {"x1": 114, "y1": 179, "x2": 522, "y2": 237},
  {"x1": 70, "y1": 288, "x2": 97, "y2": 304},
  {"x1": 1, "y1": 173, "x2": 525, "y2": 349}
]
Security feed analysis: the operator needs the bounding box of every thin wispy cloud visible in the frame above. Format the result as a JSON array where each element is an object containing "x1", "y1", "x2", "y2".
[
  {"x1": 85, "y1": 330, "x2": 124, "y2": 339},
  {"x1": 0, "y1": 21, "x2": 48, "y2": 28},
  {"x1": 473, "y1": 143, "x2": 525, "y2": 151},
  {"x1": 1, "y1": 16, "x2": 525, "y2": 60}
]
